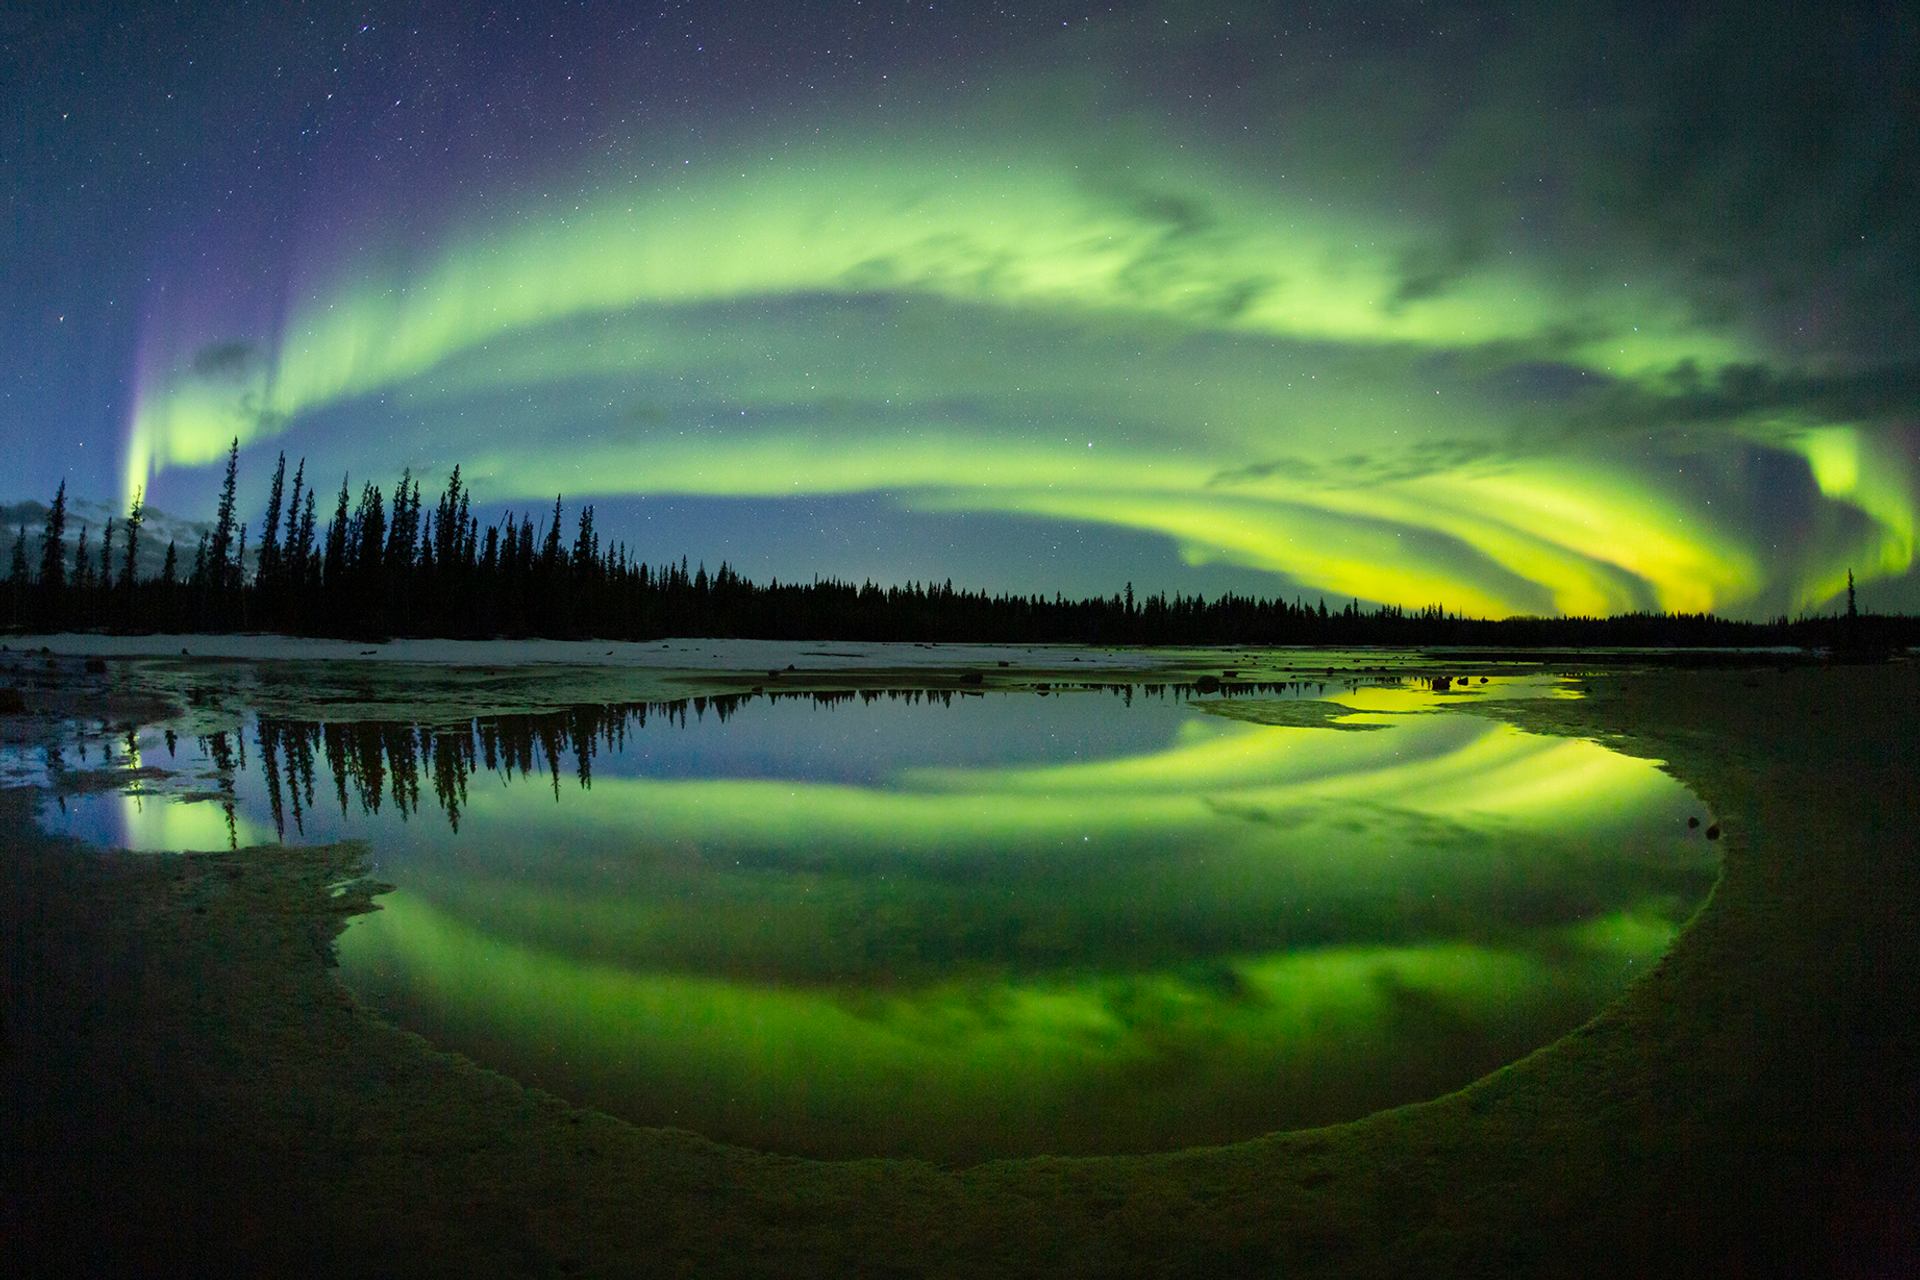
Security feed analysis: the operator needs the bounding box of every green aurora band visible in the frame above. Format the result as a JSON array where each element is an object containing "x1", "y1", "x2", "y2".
[
  {"x1": 124, "y1": 122, "x2": 1916, "y2": 616},
  {"x1": 332, "y1": 689, "x2": 1718, "y2": 1158}
]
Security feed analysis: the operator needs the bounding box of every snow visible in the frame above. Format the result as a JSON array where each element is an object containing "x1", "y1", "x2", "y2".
[{"x1": 2, "y1": 633, "x2": 1175, "y2": 671}]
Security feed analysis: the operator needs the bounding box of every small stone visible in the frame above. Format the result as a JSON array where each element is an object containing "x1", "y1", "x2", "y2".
[
  {"x1": 1705, "y1": 824, "x2": 1721, "y2": 841},
  {"x1": 1687, "y1": 816, "x2": 1701, "y2": 829}
]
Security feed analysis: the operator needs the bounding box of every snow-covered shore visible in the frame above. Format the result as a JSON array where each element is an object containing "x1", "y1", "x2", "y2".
[{"x1": 3, "y1": 632, "x2": 1168, "y2": 671}]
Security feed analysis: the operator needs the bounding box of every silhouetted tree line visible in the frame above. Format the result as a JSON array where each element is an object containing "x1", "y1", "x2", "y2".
[{"x1": 7, "y1": 442, "x2": 1916, "y2": 650}]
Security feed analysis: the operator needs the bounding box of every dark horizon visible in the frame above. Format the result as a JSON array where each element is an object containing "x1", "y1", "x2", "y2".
[{"x1": 7, "y1": 445, "x2": 1915, "y2": 650}]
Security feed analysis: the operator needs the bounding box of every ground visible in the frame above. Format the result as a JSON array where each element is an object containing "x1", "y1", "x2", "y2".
[{"x1": 1, "y1": 641, "x2": 1915, "y2": 1278}]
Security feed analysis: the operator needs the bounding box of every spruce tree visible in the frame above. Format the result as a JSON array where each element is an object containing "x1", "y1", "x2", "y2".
[
  {"x1": 157, "y1": 539, "x2": 177, "y2": 630},
  {"x1": 207, "y1": 438, "x2": 239, "y2": 597},
  {"x1": 120, "y1": 488, "x2": 144, "y2": 593},
  {"x1": 72, "y1": 524, "x2": 91, "y2": 595},
  {"x1": 99, "y1": 516, "x2": 116, "y2": 603},
  {"x1": 257, "y1": 451, "x2": 286, "y2": 590},
  {"x1": 38, "y1": 479, "x2": 67, "y2": 599},
  {"x1": 281, "y1": 459, "x2": 306, "y2": 566},
  {"x1": 293, "y1": 489, "x2": 316, "y2": 588},
  {"x1": 322, "y1": 477, "x2": 350, "y2": 590},
  {"x1": 541, "y1": 497, "x2": 564, "y2": 571}
]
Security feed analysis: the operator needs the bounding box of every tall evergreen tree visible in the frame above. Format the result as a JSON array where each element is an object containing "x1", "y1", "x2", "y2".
[
  {"x1": 281, "y1": 459, "x2": 306, "y2": 565},
  {"x1": 354, "y1": 483, "x2": 387, "y2": 578},
  {"x1": 435, "y1": 466, "x2": 467, "y2": 572},
  {"x1": 322, "y1": 476, "x2": 351, "y2": 589},
  {"x1": 120, "y1": 488, "x2": 144, "y2": 593},
  {"x1": 155, "y1": 537, "x2": 178, "y2": 628},
  {"x1": 99, "y1": 516, "x2": 116, "y2": 599},
  {"x1": 540, "y1": 497, "x2": 564, "y2": 573},
  {"x1": 207, "y1": 438, "x2": 240, "y2": 596},
  {"x1": 384, "y1": 470, "x2": 414, "y2": 569},
  {"x1": 37, "y1": 479, "x2": 67, "y2": 601},
  {"x1": 572, "y1": 504, "x2": 597, "y2": 574},
  {"x1": 293, "y1": 489, "x2": 316, "y2": 587},
  {"x1": 257, "y1": 451, "x2": 286, "y2": 590},
  {"x1": 72, "y1": 524, "x2": 92, "y2": 595}
]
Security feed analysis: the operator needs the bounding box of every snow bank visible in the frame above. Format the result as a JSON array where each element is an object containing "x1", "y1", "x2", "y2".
[{"x1": 4, "y1": 633, "x2": 1172, "y2": 671}]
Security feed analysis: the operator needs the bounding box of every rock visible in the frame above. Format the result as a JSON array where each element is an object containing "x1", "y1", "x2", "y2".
[
  {"x1": 1432, "y1": 675, "x2": 1452, "y2": 692},
  {"x1": 1194, "y1": 675, "x2": 1222, "y2": 693},
  {"x1": 1478, "y1": 676, "x2": 1489, "y2": 683},
  {"x1": 1688, "y1": 816, "x2": 1701, "y2": 829},
  {"x1": 1705, "y1": 823, "x2": 1722, "y2": 841}
]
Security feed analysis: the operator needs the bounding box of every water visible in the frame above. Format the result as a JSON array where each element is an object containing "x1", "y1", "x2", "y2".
[{"x1": 17, "y1": 674, "x2": 1718, "y2": 1161}]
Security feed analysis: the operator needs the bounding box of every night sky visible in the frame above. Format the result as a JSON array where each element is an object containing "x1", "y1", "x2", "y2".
[{"x1": 4, "y1": 1, "x2": 1916, "y2": 616}]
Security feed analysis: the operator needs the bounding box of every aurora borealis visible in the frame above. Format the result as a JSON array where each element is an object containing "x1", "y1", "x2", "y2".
[{"x1": 7, "y1": 3, "x2": 1917, "y2": 615}]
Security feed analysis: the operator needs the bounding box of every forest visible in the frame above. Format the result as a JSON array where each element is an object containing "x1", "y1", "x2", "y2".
[{"x1": 8, "y1": 442, "x2": 1913, "y2": 650}]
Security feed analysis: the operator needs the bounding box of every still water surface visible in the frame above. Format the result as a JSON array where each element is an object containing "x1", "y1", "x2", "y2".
[{"x1": 22, "y1": 674, "x2": 1717, "y2": 1160}]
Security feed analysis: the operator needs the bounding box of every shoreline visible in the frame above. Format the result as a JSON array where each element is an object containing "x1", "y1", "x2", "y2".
[{"x1": 2, "y1": 653, "x2": 1915, "y2": 1276}]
